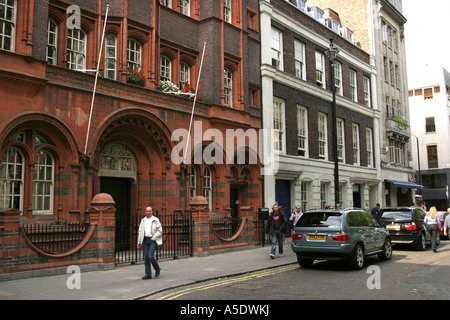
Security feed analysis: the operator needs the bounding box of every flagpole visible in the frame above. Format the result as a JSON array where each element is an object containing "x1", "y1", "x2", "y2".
[
  {"x1": 183, "y1": 41, "x2": 206, "y2": 164},
  {"x1": 84, "y1": 4, "x2": 109, "y2": 155}
]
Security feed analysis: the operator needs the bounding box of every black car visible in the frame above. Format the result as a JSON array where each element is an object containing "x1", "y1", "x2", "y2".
[{"x1": 376, "y1": 207, "x2": 440, "y2": 250}]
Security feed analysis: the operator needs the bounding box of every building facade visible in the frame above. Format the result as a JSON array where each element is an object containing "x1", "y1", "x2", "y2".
[
  {"x1": 305, "y1": 0, "x2": 417, "y2": 206},
  {"x1": 260, "y1": 0, "x2": 379, "y2": 216},
  {"x1": 0, "y1": 0, "x2": 263, "y2": 226},
  {"x1": 409, "y1": 65, "x2": 450, "y2": 210}
]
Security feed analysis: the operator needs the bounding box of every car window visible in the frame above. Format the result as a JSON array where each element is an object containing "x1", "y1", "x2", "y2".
[
  {"x1": 297, "y1": 212, "x2": 342, "y2": 227},
  {"x1": 361, "y1": 211, "x2": 376, "y2": 227},
  {"x1": 378, "y1": 210, "x2": 412, "y2": 220},
  {"x1": 347, "y1": 212, "x2": 361, "y2": 227}
]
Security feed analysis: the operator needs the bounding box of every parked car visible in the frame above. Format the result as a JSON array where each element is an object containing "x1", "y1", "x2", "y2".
[
  {"x1": 376, "y1": 207, "x2": 440, "y2": 250},
  {"x1": 439, "y1": 211, "x2": 449, "y2": 240},
  {"x1": 291, "y1": 208, "x2": 392, "y2": 270}
]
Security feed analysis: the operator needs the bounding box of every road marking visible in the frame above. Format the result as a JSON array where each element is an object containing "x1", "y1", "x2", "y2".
[{"x1": 156, "y1": 264, "x2": 299, "y2": 300}]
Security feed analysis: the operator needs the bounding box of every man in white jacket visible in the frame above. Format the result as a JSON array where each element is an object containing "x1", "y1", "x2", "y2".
[{"x1": 137, "y1": 207, "x2": 162, "y2": 279}]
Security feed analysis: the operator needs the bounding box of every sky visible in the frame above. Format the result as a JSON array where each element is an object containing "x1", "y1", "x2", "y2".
[{"x1": 402, "y1": 0, "x2": 450, "y2": 78}]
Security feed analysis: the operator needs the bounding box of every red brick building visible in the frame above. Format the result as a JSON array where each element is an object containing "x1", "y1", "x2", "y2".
[{"x1": 0, "y1": 0, "x2": 262, "y2": 227}]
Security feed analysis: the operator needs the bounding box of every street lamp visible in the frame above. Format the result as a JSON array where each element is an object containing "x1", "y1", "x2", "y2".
[{"x1": 326, "y1": 39, "x2": 340, "y2": 208}]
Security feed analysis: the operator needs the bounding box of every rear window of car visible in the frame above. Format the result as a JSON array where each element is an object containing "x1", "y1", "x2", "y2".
[
  {"x1": 378, "y1": 210, "x2": 411, "y2": 220},
  {"x1": 297, "y1": 212, "x2": 342, "y2": 227}
]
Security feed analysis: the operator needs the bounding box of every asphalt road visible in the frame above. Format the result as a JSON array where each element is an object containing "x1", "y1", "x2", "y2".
[{"x1": 147, "y1": 240, "x2": 450, "y2": 301}]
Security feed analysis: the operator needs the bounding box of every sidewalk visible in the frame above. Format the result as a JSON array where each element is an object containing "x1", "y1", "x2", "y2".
[{"x1": 0, "y1": 243, "x2": 296, "y2": 300}]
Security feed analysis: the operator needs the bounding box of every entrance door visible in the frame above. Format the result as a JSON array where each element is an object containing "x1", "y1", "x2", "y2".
[
  {"x1": 99, "y1": 177, "x2": 131, "y2": 251},
  {"x1": 275, "y1": 179, "x2": 291, "y2": 236},
  {"x1": 230, "y1": 187, "x2": 239, "y2": 219},
  {"x1": 353, "y1": 184, "x2": 361, "y2": 208}
]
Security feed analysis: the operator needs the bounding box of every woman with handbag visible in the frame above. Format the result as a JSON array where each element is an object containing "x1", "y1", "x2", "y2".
[{"x1": 424, "y1": 206, "x2": 440, "y2": 253}]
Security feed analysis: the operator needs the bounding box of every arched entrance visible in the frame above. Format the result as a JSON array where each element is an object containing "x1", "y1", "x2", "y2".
[{"x1": 98, "y1": 144, "x2": 136, "y2": 251}]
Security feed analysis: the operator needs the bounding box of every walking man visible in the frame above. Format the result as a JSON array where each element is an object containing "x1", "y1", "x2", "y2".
[
  {"x1": 137, "y1": 207, "x2": 162, "y2": 279},
  {"x1": 266, "y1": 204, "x2": 287, "y2": 259}
]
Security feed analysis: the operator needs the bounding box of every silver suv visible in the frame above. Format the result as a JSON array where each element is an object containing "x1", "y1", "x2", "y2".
[{"x1": 291, "y1": 209, "x2": 392, "y2": 270}]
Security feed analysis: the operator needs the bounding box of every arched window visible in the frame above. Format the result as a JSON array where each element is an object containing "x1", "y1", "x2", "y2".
[
  {"x1": 160, "y1": 55, "x2": 172, "y2": 82},
  {"x1": 105, "y1": 34, "x2": 117, "y2": 80},
  {"x1": 32, "y1": 150, "x2": 54, "y2": 213},
  {"x1": 203, "y1": 166, "x2": 212, "y2": 209},
  {"x1": 0, "y1": 148, "x2": 24, "y2": 211}
]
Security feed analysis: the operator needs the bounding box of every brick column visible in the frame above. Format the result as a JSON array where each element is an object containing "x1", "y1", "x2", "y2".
[
  {"x1": 0, "y1": 208, "x2": 22, "y2": 274},
  {"x1": 239, "y1": 206, "x2": 255, "y2": 245},
  {"x1": 88, "y1": 193, "x2": 116, "y2": 268},
  {"x1": 188, "y1": 196, "x2": 211, "y2": 256}
]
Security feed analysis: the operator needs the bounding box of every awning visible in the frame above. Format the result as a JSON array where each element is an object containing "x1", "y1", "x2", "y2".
[{"x1": 385, "y1": 179, "x2": 423, "y2": 189}]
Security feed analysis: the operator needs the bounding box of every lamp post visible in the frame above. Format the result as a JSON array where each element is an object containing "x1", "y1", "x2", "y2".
[{"x1": 326, "y1": 39, "x2": 340, "y2": 208}]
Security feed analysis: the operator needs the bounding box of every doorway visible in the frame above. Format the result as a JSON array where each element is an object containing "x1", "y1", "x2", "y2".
[{"x1": 99, "y1": 177, "x2": 131, "y2": 251}]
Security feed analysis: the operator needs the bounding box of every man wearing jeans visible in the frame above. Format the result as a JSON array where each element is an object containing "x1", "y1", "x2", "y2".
[
  {"x1": 266, "y1": 204, "x2": 287, "y2": 259},
  {"x1": 137, "y1": 207, "x2": 162, "y2": 279}
]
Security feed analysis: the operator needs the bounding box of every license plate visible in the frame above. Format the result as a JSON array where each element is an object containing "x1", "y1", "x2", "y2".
[
  {"x1": 387, "y1": 225, "x2": 400, "y2": 231},
  {"x1": 308, "y1": 235, "x2": 326, "y2": 240}
]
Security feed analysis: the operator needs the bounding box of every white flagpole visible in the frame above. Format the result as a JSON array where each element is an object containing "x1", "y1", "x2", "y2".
[
  {"x1": 84, "y1": 5, "x2": 109, "y2": 155},
  {"x1": 183, "y1": 41, "x2": 206, "y2": 164}
]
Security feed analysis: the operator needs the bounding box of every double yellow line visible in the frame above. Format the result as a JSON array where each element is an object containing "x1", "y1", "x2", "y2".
[{"x1": 156, "y1": 264, "x2": 299, "y2": 300}]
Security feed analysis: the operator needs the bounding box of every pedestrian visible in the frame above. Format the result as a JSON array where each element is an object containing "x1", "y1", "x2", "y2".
[
  {"x1": 421, "y1": 201, "x2": 427, "y2": 211},
  {"x1": 289, "y1": 205, "x2": 303, "y2": 229},
  {"x1": 444, "y1": 208, "x2": 450, "y2": 238},
  {"x1": 266, "y1": 204, "x2": 287, "y2": 259},
  {"x1": 137, "y1": 206, "x2": 162, "y2": 279},
  {"x1": 424, "y1": 206, "x2": 440, "y2": 253},
  {"x1": 371, "y1": 203, "x2": 380, "y2": 219}
]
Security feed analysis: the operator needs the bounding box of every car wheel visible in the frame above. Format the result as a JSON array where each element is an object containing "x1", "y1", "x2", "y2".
[
  {"x1": 378, "y1": 238, "x2": 392, "y2": 261},
  {"x1": 297, "y1": 256, "x2": 314, "y2": 268},
  {"x1": 415, "y1": 232, "x2": 426, "y2": 251},
  {"x1": 348, "y1": 244, "x2": 364, "y2": 270}
]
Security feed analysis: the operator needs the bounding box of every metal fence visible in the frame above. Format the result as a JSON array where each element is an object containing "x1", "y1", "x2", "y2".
[
  {"x1": 115, "y1": 212, "x2": 193, "y2": 265},
  {"x1": 21, "y1": 221, "x2": 90, "y2": 254}
]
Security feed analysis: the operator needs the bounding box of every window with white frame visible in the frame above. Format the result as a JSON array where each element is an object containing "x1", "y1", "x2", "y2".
[
  {"x1": 349, "y1": 69, "x2": 357, "y2": 102},
  {"x1": 67, "y1": 28, "x2": 87, "y2": 70},
  {"x1": 46, "y1": 19, "x2": 58, "y2": 65},
  {"x1": 363, "y1": 76, "x2": 371, "y2": 107},
  {"x1": 297, "y1": 105, "x2": 308, "y2": 157},
  {"x1": 294, "y1": 40, "x2": 306, "y2": 80},
  {"x1": 203, "y1": 166, "x2": 212, "y2": 209},
  {"x1": 334, "y1": 61, "x2": 342, "y2": 95},
  {"x1": 271, "y1": 27, "x2": 283, "y2": 70},
  {"x1": 320, "y1": 182, "x2": 327, "y2": 209},
  {"x1": 337, "y1": 118, "x2": 345, "y2": 163},
  {"x1": 0, "y1": 0, "x2": 16, "y2": 51},
  {"x1": 0, "y1": 148, "x2": 24, "y2": 212},
  {"x1": 296, "y1": 0, "x2": 307, "y2": 11},
  {"x1": 160, "y1": 0, "x2": 172, "y2": 7},
  {"x1": 180, "y1": 62, "x2": 190, "y2": 88},
  {"x1": 127, "y1": 39, "x2": 142, "y2": 69},
  {"x1": 105, "y1": 34, "x2": 117, "y2": 80},
  {"x1": 180, "y1": 0, "x2": 190, "y2": 16},
  {"x1": 301, "y1": 181, "x2": 309, "y2": 211},
  {"x1": 224, "y1": 68, "x2": 233, "y2": 107},
  {"x1": 315, "y1": 51, "x2": 325, "y2": 88},
  {"x1": 160, "y1": 55, "x2": 172, "y2": 82},
  {"x1": 352, "y1": 124, "x2": 360, "y2": 165},
  {"x1": 318, "y1": 113, "x2": 327, "y2": 160},
  {"x1": 224, "y1": 0, "x2": 231, "y2": 23},
  {"x1": 32, "y1": 150, "x2": 54, "y2": 213},
  {"x1": 366, "y1": 128, "x2": 373, "y2": 168},
  {"x1": 273, "y1": 98, "x2": 285, "y2": 152}
]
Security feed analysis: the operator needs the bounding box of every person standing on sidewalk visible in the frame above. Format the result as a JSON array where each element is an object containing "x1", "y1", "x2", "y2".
[
  {"x1": 289, "y1": 205, "x2": 303, "y2": 229},
  {"x1": 266, "y1": 204, "x2": 287, "y2": 259},
  {"x1": 137, "y1": 207, "x2": 162, "y2": 279},
  {"x1": 424, "y1": 206, "x2": 440, "y2": 253}
]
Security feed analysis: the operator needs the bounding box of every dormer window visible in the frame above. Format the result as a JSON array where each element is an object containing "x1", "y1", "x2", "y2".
[
  {"x1": 326, "y1": 18, "x2": 340, "y2": 33},
  {"x1": 308, "y1": 6, "x2": 324, "y2": 20}
]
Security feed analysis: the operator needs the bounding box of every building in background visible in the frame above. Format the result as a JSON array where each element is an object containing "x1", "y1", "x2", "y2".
[
  {"x1": 409, "y1": 65, "x2": 450, "y2": 210},
  {"x1": 260, "y1": 0, "x2": 379, "y2": 216},
  {"x1": 305, "y1": 0, "x2": 418, "y2": 206}
]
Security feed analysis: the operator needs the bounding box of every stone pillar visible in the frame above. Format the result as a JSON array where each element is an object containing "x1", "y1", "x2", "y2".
[
  {"x1": 188, "y1": 196, "x2": 212, "y2": 256},
  {"x1": 88, "y1": 193, "x2": 116, "y2": 268}
]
